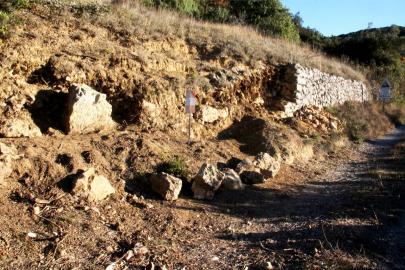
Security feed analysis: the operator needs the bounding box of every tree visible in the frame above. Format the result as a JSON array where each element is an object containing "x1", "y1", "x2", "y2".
[{"x1": 229, "y1": 0, "x2": 300, "y2": 42}]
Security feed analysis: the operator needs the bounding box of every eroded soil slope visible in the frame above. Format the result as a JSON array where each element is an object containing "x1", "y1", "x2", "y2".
[{"x1": 0, "y1": 123, "x2": 404, "y2": 269}]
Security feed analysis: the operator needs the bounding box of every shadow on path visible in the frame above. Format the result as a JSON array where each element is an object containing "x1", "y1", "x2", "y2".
[{"x1": 177, "y1": 126, "x2": 405, "y2": 269}]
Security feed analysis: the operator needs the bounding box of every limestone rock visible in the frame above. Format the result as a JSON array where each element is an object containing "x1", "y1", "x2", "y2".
[
  {"x1": 0, "y1": 143, "x2": 18, "y2": 185},
  {"x1": 71, "y1": 168, "x2": 115, "y2": 201},
  {"x1": 329, "y1": 121, "x2": 338, "y2": 130},
  {"x1": 253, "y1": 152, "x2": 281, "y2": 179},
  {"x1": 221, "y1": 168, "x2": 244, "y2": 190},
  {"x1": 149, "y1": 173, "x2": 182, "y2": 201},
  {"x1": 192, "y1": 163, "x2": 224, "y2": 199},
  {"x1": 0, "y1": 116, "x2": 42, "y2": 138},
  {"x1": 235, "y1": 160, "x2": 264, "y2": 185},
  {"x1": 66, "y1": 84, "x2": 116, "y2": 134},
  {"x1": 199, "y1": 105, "x2": 228, "y2": 123}
]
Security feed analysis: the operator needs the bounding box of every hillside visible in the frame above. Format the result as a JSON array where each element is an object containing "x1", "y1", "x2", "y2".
[
  {"x1": 298, "y1": 24, "x2": 405, "y2": 97},
  {"x1": 0, "y1": 1, "x2": 405, "y2": 269},
  {"x1": 326, "y1": 25, "x2": 405, "y2": 66}
]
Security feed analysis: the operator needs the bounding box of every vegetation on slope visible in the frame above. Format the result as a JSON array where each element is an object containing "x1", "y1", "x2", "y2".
[
  {"x1": 142, "y1": 0, "x2": 300, "y2": 42},
  {"x1": 0, "y1": 0, "x2": 30, "y2": 35},
  {"x1": 141, "y1": 0, "x2": 404, "y2": 100}
]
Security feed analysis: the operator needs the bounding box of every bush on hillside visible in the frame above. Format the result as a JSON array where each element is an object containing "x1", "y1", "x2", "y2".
[
  {"x1": 229, "y1": 0, "x2": 299, "y2": 42},
  {"x1": 142, "y1": 0, "x2": 200, "y2": 16},
  {"x1": 142, "y1": 0, "x2": 300, "y2": 42},
  {"x1": 0, "y1": 0, "x2": 30, "y2": 36},
  {"x1": 328, "y1": 101, "x2": 394, "y2": 142}
]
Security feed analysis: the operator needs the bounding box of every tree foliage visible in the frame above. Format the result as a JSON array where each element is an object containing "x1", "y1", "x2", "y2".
[
  {"x1": 228, "y1": 0, "x2": 299, "y2": 41},
  {"x1": 324, "y1": 26, "x2": 405, "y2": 100},
  {"x1": 142, "y1": 0, "x2": 300, "y2": 42}
]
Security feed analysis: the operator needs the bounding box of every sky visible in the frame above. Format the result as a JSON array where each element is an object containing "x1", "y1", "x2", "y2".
[{"x1": 281, "y1": 0, "x2": 405, "y2": 36}]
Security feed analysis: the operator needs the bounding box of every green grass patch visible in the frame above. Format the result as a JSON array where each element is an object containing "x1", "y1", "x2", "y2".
[{"x1": 155, "y1": 156, "x2": 189, "y2": 179}]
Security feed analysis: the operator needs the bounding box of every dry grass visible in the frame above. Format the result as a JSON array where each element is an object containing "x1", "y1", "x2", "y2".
[
  {"x1": 37, "y1": 0, "x2": 366, "y2": 81},
  {"x1": 328, "y1": 101, "x2": 394, "y2": 142},
  {"x1": 385, "y1": 102, "x2": 405, "y2": 125}
]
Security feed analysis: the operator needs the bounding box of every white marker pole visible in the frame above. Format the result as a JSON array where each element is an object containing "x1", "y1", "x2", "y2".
[
  {"x1": 188, "y1": 112, "x2": 192, "y2": 145},
  {"x1": 185, "y1": 90, "x2": 196, "y2": 145}
]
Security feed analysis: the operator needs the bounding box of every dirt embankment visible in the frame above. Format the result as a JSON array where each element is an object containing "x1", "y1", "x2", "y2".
[{"x1": 0, "y1": 2, "x2": 403, "y2": 270}]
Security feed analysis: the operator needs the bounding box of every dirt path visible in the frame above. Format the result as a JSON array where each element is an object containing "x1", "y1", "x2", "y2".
[{"x1": 195, "y1": 126, "x2": 405, "y2": 269}]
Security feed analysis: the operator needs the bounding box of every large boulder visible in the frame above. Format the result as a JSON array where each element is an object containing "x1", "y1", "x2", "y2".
[
  {"x1": 235, "y1": 160, "x2": 264, "y2": 185},
  {"x1": 71, "y1": 168, "x2": 115, "y2": 202},
  {"x1": 0, "y1": 142, "x2": 18, "y2": 185},
  {"x1": 65, "y1": 84, "x2": 116, "y2": 134},
  {"x1": 149, "y1": 173, "x2": 182, "y2": 201},
  {"x1": 252, "y1": 152, "x2": 281, "y2": 179},
  {"x1": 221, "y1": 168, "x2": 244, "y2": 190},
  {"x1": 192, "y1": 163, "x2": 224, "y2": 200}
]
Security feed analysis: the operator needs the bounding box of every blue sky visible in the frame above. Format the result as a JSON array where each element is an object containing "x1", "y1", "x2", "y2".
[{"x1": 281, "y1": 0, "x2": 405, "y2": 36}]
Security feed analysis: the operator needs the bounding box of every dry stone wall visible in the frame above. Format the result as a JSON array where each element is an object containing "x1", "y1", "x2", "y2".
[{"x1": 274, "y1": 64, "x2": 371, "y2": 116}]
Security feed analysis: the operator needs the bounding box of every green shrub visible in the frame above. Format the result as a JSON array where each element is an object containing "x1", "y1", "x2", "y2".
[
  {"x1": 0, "y1": 0, "x2": 30, "y2": 37},
  {"x1": 0, "y1": 0, "x2": 30, "y2": 12},
  {"x1": 202, "y1": 6, "x2": 229, "y2": 23},
  {"x1": 0, "y1": 11, "x2": 10, "y2": 36},
  {"x1": 143, "y1": 0, "x2": 200, "y2": 17},
  {"x1": 229, "y1": 0, "x2": 300, "y2": 42},
  {"x1": 156, "y1": 156, "x2": 189, "y2": 179}
]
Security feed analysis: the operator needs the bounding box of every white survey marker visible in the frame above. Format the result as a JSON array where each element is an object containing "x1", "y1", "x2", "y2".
[
  {"x1": 185, "y1": 90, "x2": 196, "y2": 113},
  {"x1": 379, "y1": 78, "x2": 391, "y2": 102}
]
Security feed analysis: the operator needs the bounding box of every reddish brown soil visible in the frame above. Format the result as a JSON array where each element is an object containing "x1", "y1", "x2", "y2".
[{"x1": 0, "y1": 126, "x2": 404, "y2": 270}]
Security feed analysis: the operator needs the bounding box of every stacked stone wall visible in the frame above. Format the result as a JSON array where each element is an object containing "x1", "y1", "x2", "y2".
[{"x1": 275, "y1": 64, "x2": 371, "y2": 116}]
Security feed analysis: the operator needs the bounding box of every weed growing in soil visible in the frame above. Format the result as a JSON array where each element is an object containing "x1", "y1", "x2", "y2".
[{"x1": 156, "y1": 156, "x2": 189, "y2": 179}]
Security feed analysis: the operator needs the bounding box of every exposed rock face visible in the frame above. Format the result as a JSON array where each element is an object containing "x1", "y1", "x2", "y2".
[
  {"x1": 252, "y1": 152, "x2": 281, "y2": 179},
  {"x1": 0, "y1": 116, "x2": 42, "y2": 138},
  {"x1": 235, "y1": 160, "x2": 264, "y2": 185},
  {"x1": 0, "y1": 143, "x2": 18, "y2": 185},
  {"x1": 294, "y1": 106, "x2": 343, "y2": 133},
  {"x1": 274, "y1": 64, "x2": 371, "y2": 116},
  {"x1": 192, "y1": 163, "x2": 224, "y2": 199},
  {"x1": 71, "y1": 168, "x2": 115, "y2": 201},
  {"x1": 65, "y1": 84, "x2": 115, "y2": 134},
  {"x1": 149, "y1": 173, "x2": 182, "y2": 201},
  {"x1": 221, "y1": 168, "x2": 244, "y2": 190},
  {"x1": 198, "y1": 105, "x2": 229, "y2": 123}
]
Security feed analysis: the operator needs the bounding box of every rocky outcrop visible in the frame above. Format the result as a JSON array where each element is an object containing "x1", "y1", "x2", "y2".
[
  {"x1": 197, "y1": 105, "x2": 229, "y2": 124},
  {"x1": 294, "y1": 106, "x2": 343, "y2": 133},
  {"x1": 0, "y1": 143, "x2": 19, "y2": 185},
  {"x1": 191, "y1": 163, "x2": 224, "y2": 200},
  {"x1": 71, "y1": 168, "x2": 115, "y2": 201},
  {"x1": 252, "y1": 152, "x2": 281, "y2": 179},
  {"x1": 221, "y1": 168, "x2": 244, "y2": 190},
  {"x1": 274, "y1": 64, "x2": 371, "y2": 116},
  {"x1": 235, "y1": 152, "x2": 280, "y2": 185},
  {"x1": 235, "y1": 160, "x2": 264, "y2": 185},
  {"x1": 65, "y1": 84, "x2": 116, "y2": 134},
  {"x1": 149, "y1": 173, "x2": 182, "y2": 201}
]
